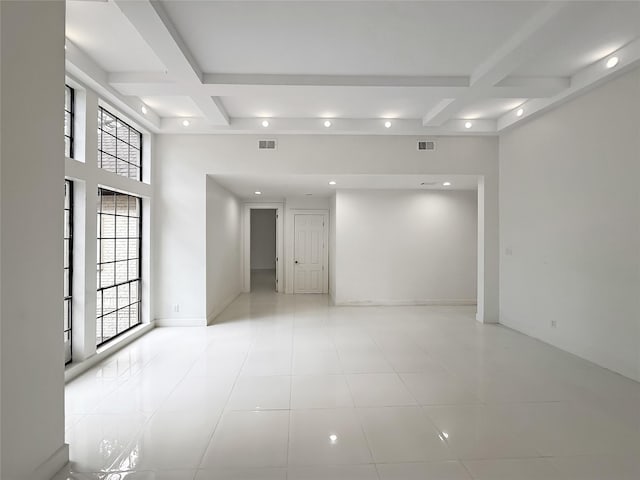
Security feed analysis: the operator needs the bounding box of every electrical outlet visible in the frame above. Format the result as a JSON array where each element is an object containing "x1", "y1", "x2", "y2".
[
  {"x1": 551, "y1": 320, "x2": 557, "y2": 328},
  {"x1": 173, "y1": 304, "x2": 180, "y2": 313}
]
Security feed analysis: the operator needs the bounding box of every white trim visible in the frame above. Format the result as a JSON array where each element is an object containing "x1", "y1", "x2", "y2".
[
  {"x1": 31, "y1": 444, "x2": 69, "y2": 480},
  {"x1": 335, "y1": 299, "x2": 477, "y2": 306},
  {"x1": 154, "y1": 317, "x2": 205, "y2": 327},
  {"x1": 243, "y1": 203, "x2": 284, "y2": 293},
  {"x1": 287, "y1": 209, "x2": 329, "y2": 294},
  {"x1": 207, "y1": 291, "x2": 241, "y2": 325},
  {"x1": 64, "y1": 322, "x2": 154, "y2": 383}
]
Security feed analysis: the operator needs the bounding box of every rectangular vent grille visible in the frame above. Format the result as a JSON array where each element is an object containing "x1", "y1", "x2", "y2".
[
  {"x1": 417, "y1": 141, "x2": 435, "y2": 151},
  {"x1": 258, "y1": 139, "x2": 277, "y2": 150}
]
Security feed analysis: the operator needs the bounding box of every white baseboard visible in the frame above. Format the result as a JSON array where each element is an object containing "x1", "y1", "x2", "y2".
[
  {"x1": 65, "y1": 323, "x2": 154, "y2": 383},
  {"x1": 155, "y1": 317, "x2": 207, "y2": 327},
  {"x1": 334, "y1": 299, "x2": 477, "y2": 307},
  {"x1": 207, "y1": 291, "x2": 241, "y2": 325},
  {"x1": 31, "y1": 443, "x2": 69, "y2": 480}
]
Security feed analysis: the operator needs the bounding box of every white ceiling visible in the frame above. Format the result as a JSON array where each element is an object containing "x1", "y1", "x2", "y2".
[
  {"x1": 66, "y1": 1, "x2": 166, "y2": 73},
  {"x1": 212, "y1": 174, "x2": 479, "y2": 201},
  {"x1": 457, "y1": 98, "x2": 527, "y2": 121},
  {"x1": 160, "y1": 1, "x2": 542, "y2": 76},
  {"x1": 512, "y1": 2, "x2": 640, "y2": 77},
  {"x1": 65, "y1": 0, "x2": 640, "y2": 135},
  {"x1": 139, "y1": 95, "x2": 201, "y2": 118}
]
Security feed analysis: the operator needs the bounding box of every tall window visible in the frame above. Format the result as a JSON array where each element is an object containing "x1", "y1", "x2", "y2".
[
  {"x1": 96, "y1": 188, "x2": 142, "y2": 345},
  {"x1": 97, "y1": 107, "x2": 142, "y2": 181},
  {"x1": 64, "y1": 85, "x2": 74, "y2": 158},
  {"x1": 64, "y1": 180, "x2": 73, "y2": 363}
]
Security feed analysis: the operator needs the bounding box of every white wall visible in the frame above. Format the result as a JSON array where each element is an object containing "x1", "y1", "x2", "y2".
[
  {"x1": 154, "y1": 134, "x2": 499, "y2": 322},
  {"x1": 334, "y1": 189, "x2": 477, "y2": 305},
  {"x1": 329, "y1": 194, "x2": 337, "y2": 301},
  {"x1": 500, "y1": 66, "x2": 640, "y2": 381},
  {"x1": 206, "y1": 177, "x2": 242, "y2": 323},
  {"x1": 0, "y1": 2, "x2": 68, "y2": 479},
  {"x1": 250, "y1": 209, "x2": 276, "y2": 270}
]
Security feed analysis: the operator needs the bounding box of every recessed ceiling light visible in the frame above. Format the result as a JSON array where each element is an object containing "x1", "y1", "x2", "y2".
[
  {"x1": 328, "y1": 180, "x2": 337, "y2": 186},
  {"x1": 141, "y1": 105, "x2": 148, "y2": 115},
  {"x1": 384, "y1": 121, "x2": 392, "y2": 128},
  {"x1": 329, "y1": 434, "x2": 338, "y2": 444},
  {"x1": 324, "y1": 120, "x2": 332, "y2": 128},
  {"x1": 516, "y1": 108, "x2": 524, "y2": 117},
  {"x1": 464, "y1": 121, "x2": 473, "y2": 129},
  {"x1": 182, "y1": 119, "x2": 190, "y2": 127},
  {"x1": 606, "y1": 56, "x2": 619, "y2": 69},
  {"x1": 254, "y1": 191, "x2": 262, "y2": 195},
  {"x1": 443, "y1": 182, "x2": 452, "y2": 186},
  {"x1": 261, "y1": 120, "x2": 269, "y2": 127}
]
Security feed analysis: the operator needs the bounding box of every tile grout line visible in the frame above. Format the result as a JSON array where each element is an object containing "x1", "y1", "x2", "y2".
[
  {"x1": 336, "y1": 336, "x2": 382, "y2": 479},
  {"x1": 193, "y1": 332, "x2": 253, "y2": 473},
  {"x1": 285, "y1": 310, "x2": 297, "y2": 479}
]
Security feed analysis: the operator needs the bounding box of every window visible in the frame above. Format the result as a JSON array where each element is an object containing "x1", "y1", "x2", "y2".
[
  {"x1": 64, "y1": 180, "x2": 73, "y2": 363},
  {"x1": 65, "y1": 85, "x2": 74, "y2": 158},
  {"x1": 97, "y1": 107, "x2": 142, "y2": 181},
  {"x1": 96, "y1": 188, "x2": 142, "y2": 345}
]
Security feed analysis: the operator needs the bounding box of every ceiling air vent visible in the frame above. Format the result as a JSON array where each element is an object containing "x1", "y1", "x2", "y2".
[
  {"x1": 258, "y1": 139, "x2": 277, "y2": 150},
  {"x1": 417, "y1": 140, "x2": 436, "y2": 151}
]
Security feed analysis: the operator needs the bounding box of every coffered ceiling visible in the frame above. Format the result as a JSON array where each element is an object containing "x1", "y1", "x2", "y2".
[{"x1": 65, "y1": 0, "x2": 640, "y2": 135}]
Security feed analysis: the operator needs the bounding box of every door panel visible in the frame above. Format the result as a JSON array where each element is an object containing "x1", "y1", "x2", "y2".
[{"x1": 294, "y1": 214, "x2": 324, "y2": 293}]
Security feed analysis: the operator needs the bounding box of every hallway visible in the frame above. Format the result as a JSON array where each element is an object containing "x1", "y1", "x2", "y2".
[
  {"x1": 60, "y1": 290, "x2": 640, "y2": 479},
  {"x1": 251, "y1": 269, "x2": 277, "y2": 293}
]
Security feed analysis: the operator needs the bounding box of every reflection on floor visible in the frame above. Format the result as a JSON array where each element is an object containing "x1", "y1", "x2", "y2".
[
  {"x1": 251, "y1": 269, "x2": 276, "y2": 292},
  {"x1": 58, "y1": 288, "x2": 640, "y2": 479}
]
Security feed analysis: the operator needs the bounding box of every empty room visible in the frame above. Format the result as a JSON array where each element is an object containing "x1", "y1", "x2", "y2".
[{"x1": 1, "y1": 1, "x2": 640, "y2": 479}]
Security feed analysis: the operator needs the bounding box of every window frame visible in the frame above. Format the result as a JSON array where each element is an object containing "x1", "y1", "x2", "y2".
[
  {"x1": 97, "y1": 106, "x2": 143, "y2": 181},
  {"x1": 64, "y1": 180, "x2": 73, "y2": 364},
  {"x1": 65, "y1": 85, "x2": 75, "y2": 159},
  {"x1": 96, "y1": 188, "x2": 143, "y2": 346}
]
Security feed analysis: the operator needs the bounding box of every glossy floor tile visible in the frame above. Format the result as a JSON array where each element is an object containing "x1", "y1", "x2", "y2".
[
  {"x1": 288, "y1": 408, "x2": 372, "y2": 465},
  {"x1": 59, "y1": 284, "x2": 640, "y2": 479}
]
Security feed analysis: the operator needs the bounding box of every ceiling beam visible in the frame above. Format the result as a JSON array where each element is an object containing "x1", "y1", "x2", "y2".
[
  {"x1": 159, "y1": 116, "x2": 497, "y2": 135},
  {"x1": 109, "y1": 71, "x2": 567, "y2": 98},
  {"x1": 423, "y1": 1, "x2": 570, "y2": 127},
  {"x1": 113, "y1": 0, "x2": 229, "y2": 125},
  {"x1": 203, "y1": 74, "x2": 470, "y2": 88},
  {"x1": 491, "y1": 76, "x2": 570, "y2": 97}
]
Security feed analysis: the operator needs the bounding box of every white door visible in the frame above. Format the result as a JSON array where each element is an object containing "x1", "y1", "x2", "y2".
[{"x1": 294, "y1": 214, "x2": 324, "y2": 293}]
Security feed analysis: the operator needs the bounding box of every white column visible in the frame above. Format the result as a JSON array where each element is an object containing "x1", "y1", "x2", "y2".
[
  {"x1": 81, "y1": 90, "x2": 99, "y2": 358},
  {"x1": 477, "y1": 176, "x2": 499, "y2": 323},
  {"x1": 0, "y1": 2, "x2": 69, "y2": 479}
]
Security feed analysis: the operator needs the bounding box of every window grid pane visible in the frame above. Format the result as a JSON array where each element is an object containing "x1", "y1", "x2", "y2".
[
  {"x1": 64, "y1": 180, "x2": 73, "y2": 364},
  {"x1": 97, "y1": 107, "x2": 142, "y2": 181},
  {"x1": 96, "y1": 188, "x2": 142, "y2": 345},
  {"x1": 65, "y1": 85, "x2": 74, "y2": 159}
]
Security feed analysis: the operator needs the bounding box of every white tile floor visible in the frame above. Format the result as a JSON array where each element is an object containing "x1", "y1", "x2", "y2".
[{"x1": 57, "y1": 275, "x2": 640, "y2": 479}]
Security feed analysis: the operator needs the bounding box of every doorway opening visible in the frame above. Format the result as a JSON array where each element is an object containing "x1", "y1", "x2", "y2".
[
  {"x1": 243, "y1": 203, "x2": 283, "y2": 293},
  {"x1": 250, "y1": 208, "x2": 277, "y2": 292}
]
